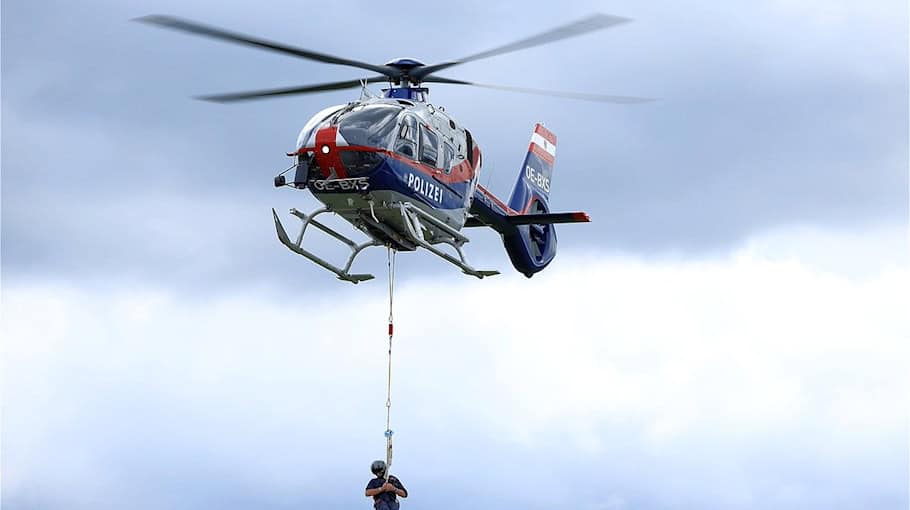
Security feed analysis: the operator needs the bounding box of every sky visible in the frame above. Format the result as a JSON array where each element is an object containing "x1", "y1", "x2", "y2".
[{"x1": 2, "y1": 1, "x2": 908, "y2": 509}]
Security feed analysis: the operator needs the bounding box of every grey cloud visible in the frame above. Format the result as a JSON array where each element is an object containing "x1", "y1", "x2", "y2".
[{"x1": 2, "y1": 0, "x2": 907, "y2": 288}]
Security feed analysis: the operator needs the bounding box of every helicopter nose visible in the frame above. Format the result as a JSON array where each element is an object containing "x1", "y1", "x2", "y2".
[
  {"x1": 313, "y1": 127, "x2": 347, "y2": 178},
  {"x1": 312, "y1": 126, "x2": 385, "y2": 179}
]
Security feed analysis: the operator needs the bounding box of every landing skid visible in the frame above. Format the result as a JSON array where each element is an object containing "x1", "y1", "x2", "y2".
[
  {"x1": 272, "y1": 207, "x2": 380, "y2": 283},
  {"x1": 394, "y1": 202, "x2": 499, "y2": 279},
  {"x1": 272, "y1": 202, "x2": 499, "y2": 284}
]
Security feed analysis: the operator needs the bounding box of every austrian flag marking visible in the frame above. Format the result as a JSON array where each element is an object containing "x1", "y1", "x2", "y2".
[
  {"x1": 529, "y1": 123, "x2": 557, "y2": 165},
  {"x1": 531, "y1": 133, "x2": 557, "y2": 158}
]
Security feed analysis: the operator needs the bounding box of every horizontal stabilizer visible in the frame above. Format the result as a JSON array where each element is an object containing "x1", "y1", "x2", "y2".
[{"x1": 464, "y1": 212, "x2": 590, "y2": 228}]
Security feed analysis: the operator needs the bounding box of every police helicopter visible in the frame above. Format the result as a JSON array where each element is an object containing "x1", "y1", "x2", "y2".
[{"x1": 138, "y1": 14, "x2": 649, "y2": 283}]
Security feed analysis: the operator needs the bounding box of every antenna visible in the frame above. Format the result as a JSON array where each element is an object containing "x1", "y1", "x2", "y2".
[{"x1": 360, "y1": 78, "x2": 375, "y2": 100}]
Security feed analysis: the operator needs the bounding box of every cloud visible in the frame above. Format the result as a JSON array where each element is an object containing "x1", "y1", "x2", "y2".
[
  {"x1": 4, "y1": 224, "x2": 907, "y2": 509},
  {"x1": 3, "y1": 3, "x2": 906, "y2": 508},
  {"x1": 2, "y1": 0, "x2": 908, "y2": 287}
]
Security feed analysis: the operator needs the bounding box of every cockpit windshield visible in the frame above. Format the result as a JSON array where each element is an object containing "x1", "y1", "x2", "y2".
[
  {"x1": 337, "y1": 105, "x2": 401, "y2": 148},
  {"x1": 297, "y1": 104, "x2": 345, "y2": 149}
]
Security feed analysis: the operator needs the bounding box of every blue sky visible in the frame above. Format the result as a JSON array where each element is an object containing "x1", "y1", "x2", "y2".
[{"x1": 2, "y1": 1, "x2": 908, "y2": 509}]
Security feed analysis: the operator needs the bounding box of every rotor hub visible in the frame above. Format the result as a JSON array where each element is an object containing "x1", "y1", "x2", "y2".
[
  {"x1": 384, "y1": 58, "x2": 426, "y2": 85},
  {"x1": 384, "y1": 57, "x2": 426, "y2": 71}
]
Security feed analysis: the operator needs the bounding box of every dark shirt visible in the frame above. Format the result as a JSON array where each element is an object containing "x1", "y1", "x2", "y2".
[{"x1": 366, "y1": 475, "x2": 407, "y2": 506}]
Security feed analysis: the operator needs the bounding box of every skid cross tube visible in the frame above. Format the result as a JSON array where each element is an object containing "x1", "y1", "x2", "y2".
[
  {"x1": 273, "y1": 201, "x2": 499, "y2": 282},
  {"x1": 272, "y1": 207, "x2": 380, "y2": 283},
  {"x1": 395, "y1": 203, "x2": 499, "y2": 279}
]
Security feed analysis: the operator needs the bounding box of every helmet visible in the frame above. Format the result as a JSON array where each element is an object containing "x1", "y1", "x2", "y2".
[{"x1": 370, "y1": 460, "x2": 388, "y2": 477}]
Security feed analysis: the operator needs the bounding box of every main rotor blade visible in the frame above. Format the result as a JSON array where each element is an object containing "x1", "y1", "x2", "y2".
[
  {"x1": 135, "y1": 15, "x2": 398, "y2": 78},
  {"x1": 422, "y1": 75, "x2": 654, "y2": 104},
  {"x1": 196, "y1": 76, "x2": 389, "y2": 103},
  {"x1": 413, "y1": 13, "x2": 630, "y2": 79}
]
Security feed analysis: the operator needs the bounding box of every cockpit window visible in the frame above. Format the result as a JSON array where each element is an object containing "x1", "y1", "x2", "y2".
[
  {"x1": 442, "y1": 142, "x2": 455, "y2": 174},
  {"x1": 297, "y1": 104, "x2": 345, "y2": 149},
  {"x1": 419, "y1": 125, "x2": 438, "y2": 167},
  {"x1": 337, "y1": 105, "x2": 401, "y2": 148},
  {"x1": 394, "y1": 115, "x2": 419, "y2": 159}
]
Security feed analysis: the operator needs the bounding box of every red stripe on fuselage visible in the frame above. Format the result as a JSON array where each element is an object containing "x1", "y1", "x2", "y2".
[
  {"x1": 477, "y1": 184, "x2": 519, "y2": 216},
  {"x1": 478, "y1": 185, "x2": 547, "y2": 215},
  {"x1": 383, "y1": 151, "x2": 474, "y2": 185},
  {"x1": 296, "y1": 145, "x2": 382, "y2": 155},
  {"x1": 300, "y1": 144, "x2": 475, "y2": 185}
]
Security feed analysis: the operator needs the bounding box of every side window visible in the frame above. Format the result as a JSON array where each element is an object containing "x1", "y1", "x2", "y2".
[
  {"x1": 394, "y1": 115, "x2": 418, "y2": 159},
  {"x1": 442, "y1": 143, "x2": 455, "y2": 174},
  {"x1": 419, "y1": 126, "x2": 438, "y2": 167}
]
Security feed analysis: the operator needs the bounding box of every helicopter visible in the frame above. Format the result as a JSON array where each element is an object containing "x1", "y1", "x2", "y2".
[{"x1": 138, "y1": 14, "x2": 649, "y2": 283}]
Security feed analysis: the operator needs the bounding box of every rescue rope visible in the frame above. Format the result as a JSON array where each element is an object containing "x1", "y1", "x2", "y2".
[{"x1": 384, "y1": 246, "x2": 397, "y2": 476}]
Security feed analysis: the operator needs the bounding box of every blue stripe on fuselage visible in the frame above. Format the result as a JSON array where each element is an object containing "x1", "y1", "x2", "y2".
[{"x1": 368, "y1": 155, "x2": 469, "y2": 210}]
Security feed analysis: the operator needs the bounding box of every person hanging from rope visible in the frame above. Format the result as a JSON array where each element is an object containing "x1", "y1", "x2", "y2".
[
  {"x1": 365, "y1": 460, "x2": 407, "y2": 510},
  {"x1": 365, "y1": 251, "x2": 407, "y2": 509}
]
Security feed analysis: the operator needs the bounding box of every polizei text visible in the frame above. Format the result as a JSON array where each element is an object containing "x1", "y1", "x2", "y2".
[{"x1": 406, "y1": 173, "x2": 443, "y2": 203}]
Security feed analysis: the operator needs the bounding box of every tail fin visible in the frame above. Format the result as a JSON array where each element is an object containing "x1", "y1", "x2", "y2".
[
  {"x1": 468, "y1": 125, "x2": 560, "y2": 277},
  {"x1": 508, "y1": 123, "x2": 557, "y2": 212},
  {"x1": 469, "y1": 124, "x2": 588, "y2": 278}
]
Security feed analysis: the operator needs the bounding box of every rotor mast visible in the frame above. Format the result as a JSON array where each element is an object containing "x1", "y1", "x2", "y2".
[{"x1": 383, "y1": 58, "x2": 430, "y2": 102}]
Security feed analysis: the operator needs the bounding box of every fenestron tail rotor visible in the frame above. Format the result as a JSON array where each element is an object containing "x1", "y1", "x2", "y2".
[{"x1": 136, "y1": 13, "x2": 647, "y2": 103}]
